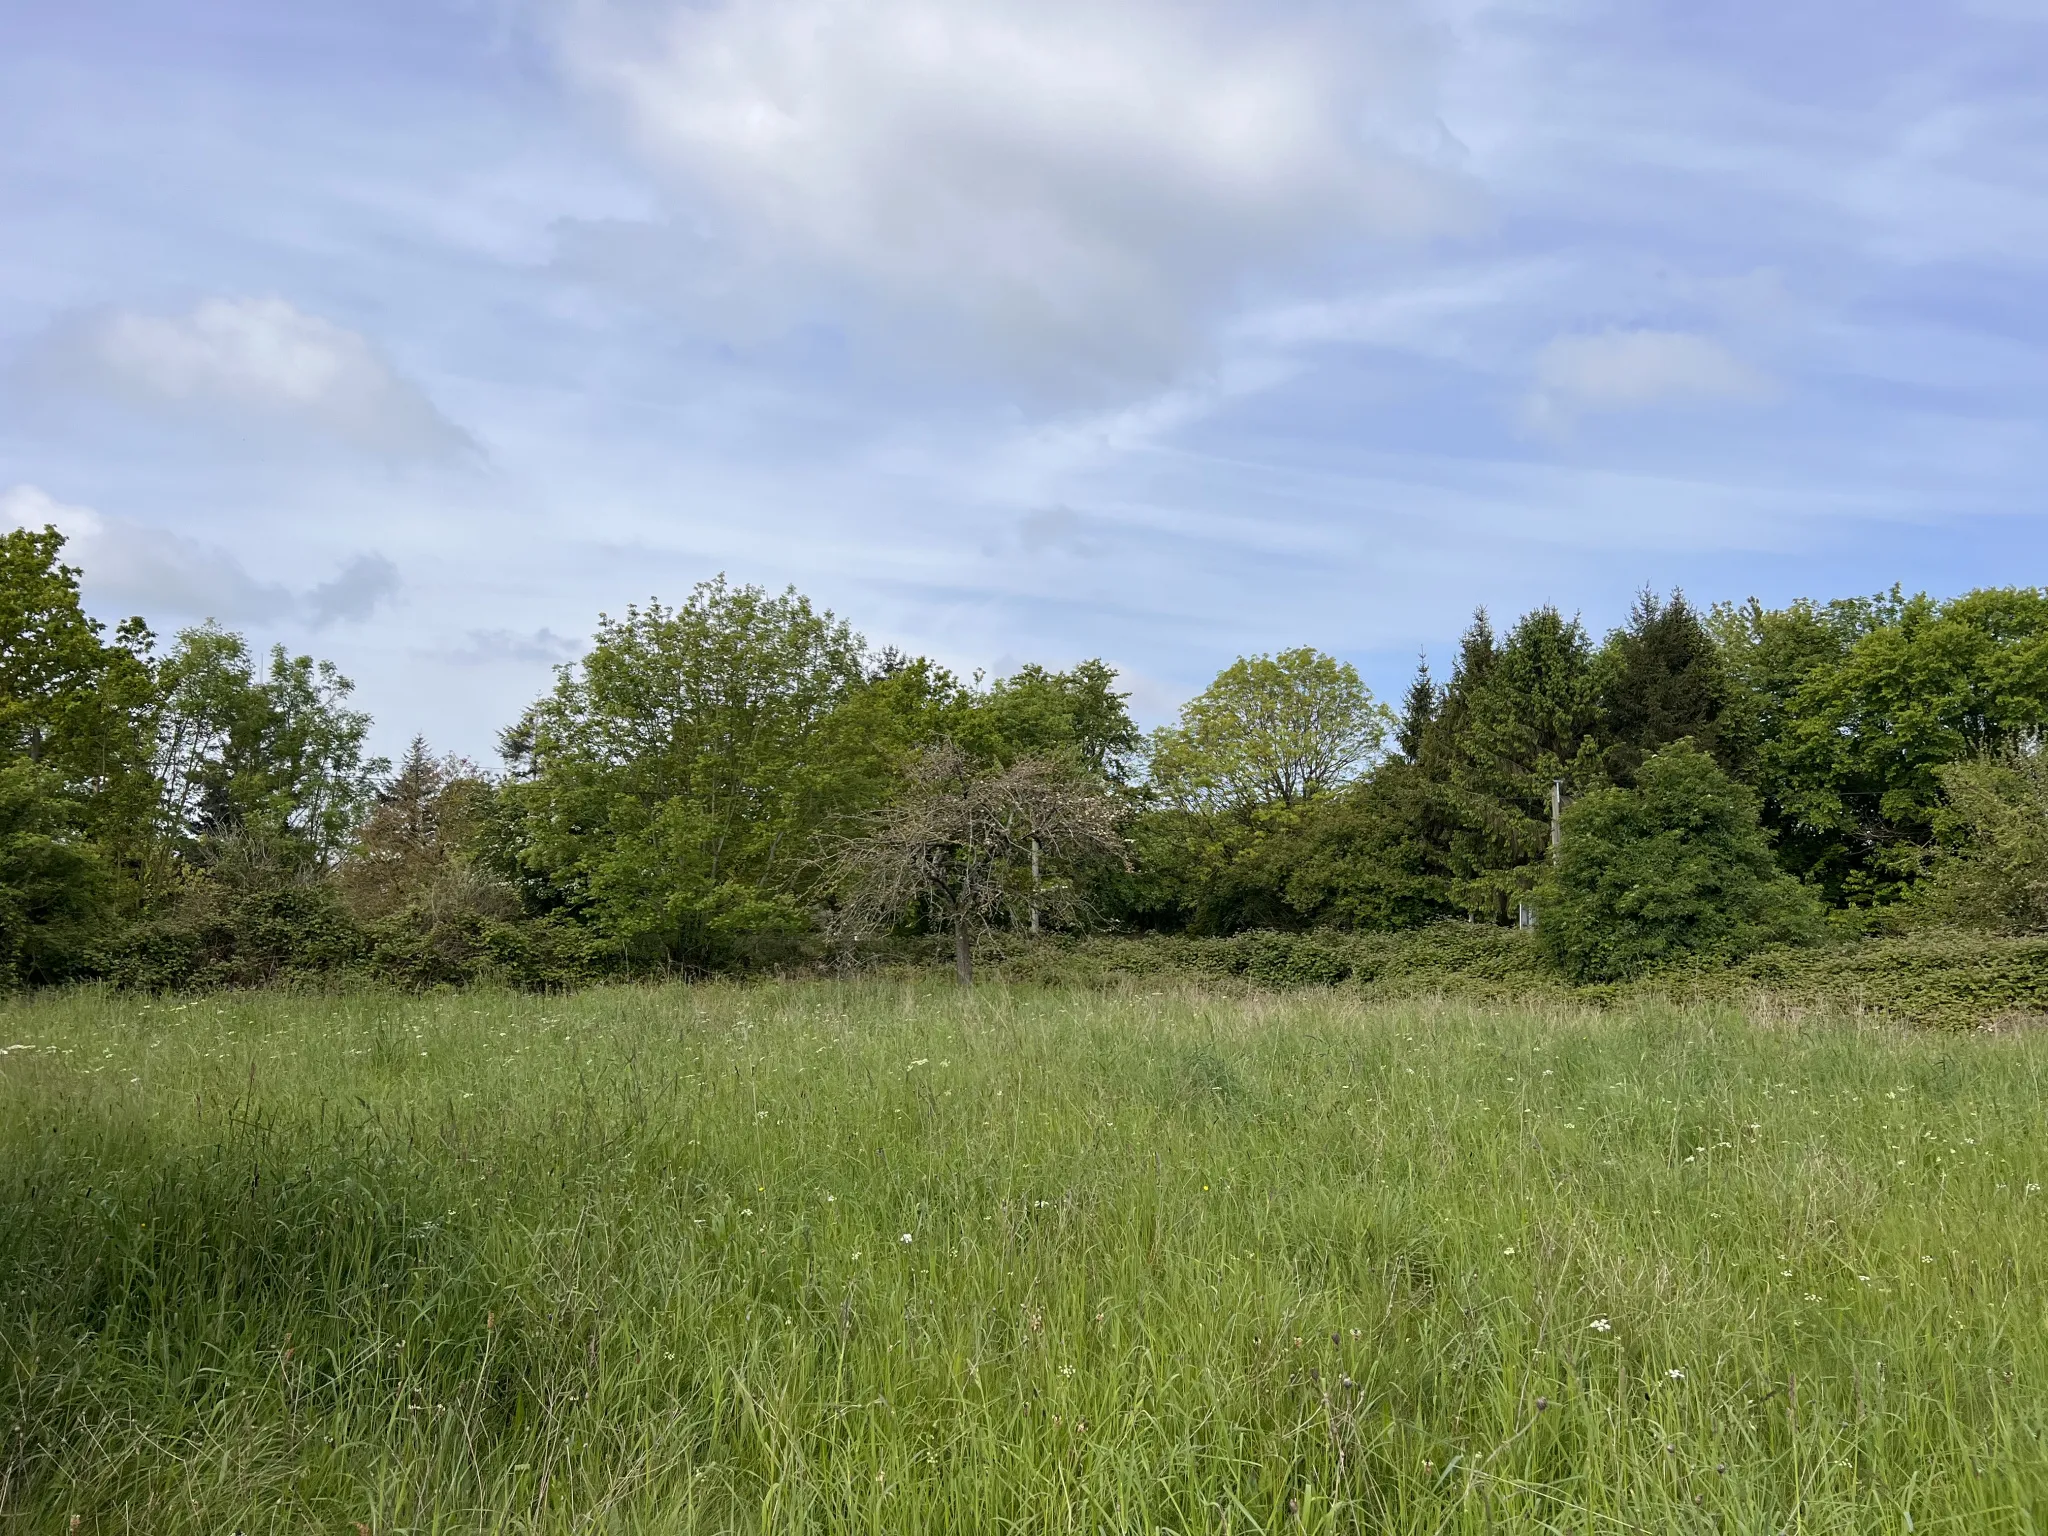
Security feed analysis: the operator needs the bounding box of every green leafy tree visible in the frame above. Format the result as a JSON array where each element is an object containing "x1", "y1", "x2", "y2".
[
  {"x1": 1536, "y1": 741, "x2": 1823, "y2": 981},
  {"x1": 1921, "y1": 750, "x2": 2048, "y2": 933},
  {"x1": 152, "y1": 624, "x2": 384, "y2": 874},
  {"x1": 1715, "y1": 587, "x2": 2048, "y2": 905},
  {"x1": 957, "y1": 660, "x2": 1140, "y2": 779},
  {"x1": 1149, "y1": 648, "x2": 1389, "y2": 813},
  {"x1": 1127, "y1": 649, "x2": 1389, "y2": 934},
  {"x1": 0, "y1": 761, "x2": 110, "y2": 984},
  {"x1": 1278, "y1": 761, "x2": 1458, "y2": 930},
  {"x1": 0, "y1": 526, "x2": 156, "y2": 870},
  {"x1": 502, "y1": 577, "x2": 930, "y2": 967}
]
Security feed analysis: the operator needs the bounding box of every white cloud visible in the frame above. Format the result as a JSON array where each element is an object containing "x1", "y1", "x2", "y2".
[
  {"x1": 2, "y1": 484, "x2": 402, "y2": 626},
  {"x1": 56, "y1": 298, "x2": 471, "y2": 458},
  {"x1": 1523, "y1": 328, "x2": 1769, "y2": 433},
  {"x1": 2, "y1": 483, "x2": 294, "y2": 621},
  {"x1": 557, "y1": 0, "x2": 1476, "y2": 384}
]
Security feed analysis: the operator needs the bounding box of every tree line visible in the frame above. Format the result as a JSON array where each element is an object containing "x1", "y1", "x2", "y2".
[{"x1": 5, "y1": 521, "x2": 2047, "y2": 989}]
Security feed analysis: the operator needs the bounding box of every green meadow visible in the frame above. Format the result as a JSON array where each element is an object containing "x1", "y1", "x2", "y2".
[{"x1": 4, "y1": 984, "x2": 2045, "y2": 1533}]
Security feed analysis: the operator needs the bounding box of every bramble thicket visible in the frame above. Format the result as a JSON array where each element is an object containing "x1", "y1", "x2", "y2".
[{"x1": 8, "y1": 519, "x2": 2048, "y2": 992}]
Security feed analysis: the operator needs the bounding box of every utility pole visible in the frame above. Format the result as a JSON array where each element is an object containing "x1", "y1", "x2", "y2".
[{"x1": 1521, "y1": 781, "x2": 1564, "y2": 934}]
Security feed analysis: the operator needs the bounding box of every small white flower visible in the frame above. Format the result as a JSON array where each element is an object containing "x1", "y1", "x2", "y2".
[
  {"x1": 1589, "y1": 1318, "x2": 1613, "y2": 1333},
  {"x1": 900, "y1": 1232, "x2": 913, "y2": 1244},
  {"x1": 1921, "y1": 1255, "x2": 1934, "y2": 1264},
  {"x1": 1502, "y1": 1247, "x2": 1516, "y2": 1257},
  {"x1": 740, "y1": 1208, "x2": 753, "y2": 1217},
  {"x1": 1667, "y1": 1368, "x2": 1686, "y2": 1381},
  {"x1": 1781, "y1": 1270, "x2": 1793, "y2": 1278},
  {"x1": 1804, "y1": 1293, "x2": 1822, "y2": 1302}
]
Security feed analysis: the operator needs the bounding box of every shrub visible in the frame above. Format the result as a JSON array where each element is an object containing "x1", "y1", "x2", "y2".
[
  {"x1": 1536, "y1": 740, "x2": 1823, "y2": 981},
  {"x1": 1923, "y1": 750, "x2": 2048, "y2": 933},
  {"x1": 0, "y1": 761, "x2": 110, "y2": 986}
]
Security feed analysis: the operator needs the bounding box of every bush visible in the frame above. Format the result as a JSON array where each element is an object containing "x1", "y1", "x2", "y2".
[
  {"x1": 0, "y1": 761, "x2": 110, "y2": 986},
  {"x1": 964, "y1": 921, "x2": 1553, "y2": 999},
  {"x1": 1923, "y1": 751, "x2": 2048, "y2": 933},
  {"x1": 1536, "y1": 741, "x2": 1823, "y2": 981},
  {"x1": 94, "y1": 880, "x2": 371, "y2": 991}
]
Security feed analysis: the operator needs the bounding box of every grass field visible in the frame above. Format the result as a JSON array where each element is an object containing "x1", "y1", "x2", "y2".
[{"x1": 3, "y1": 984, "x2": 2046, "y2": 1533}]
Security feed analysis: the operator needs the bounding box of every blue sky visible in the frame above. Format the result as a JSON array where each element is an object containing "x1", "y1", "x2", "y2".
[{"x1": 4, "y1": 0, "x2": 2046, "y2": 757}]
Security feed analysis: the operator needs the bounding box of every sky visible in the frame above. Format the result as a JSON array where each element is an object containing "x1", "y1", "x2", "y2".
[{"x1": 4, "y1": 0, "x2": 2047, "y2": 759}]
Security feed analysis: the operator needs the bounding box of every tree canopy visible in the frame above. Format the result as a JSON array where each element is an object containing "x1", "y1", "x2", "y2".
[{"x1": 6, "y1": 514, "x2": 2048, "y2": 990}]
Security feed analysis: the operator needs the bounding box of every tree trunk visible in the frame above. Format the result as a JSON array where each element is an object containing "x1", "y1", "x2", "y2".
[
  {"x1": 954, "y1": 921, "x2": 973, "y2": 988},
  {"x1": 1029, "y1": 836, "x2": 1041, "y2": 935}
]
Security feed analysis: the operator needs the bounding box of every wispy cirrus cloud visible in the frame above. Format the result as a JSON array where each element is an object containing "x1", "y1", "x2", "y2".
[
  {"x1": 39, "y1": 297, "x2": 473, "y2": 460},
  {"x1": 1522, "y1": 329, "x2": 1770, "y2": 434}
]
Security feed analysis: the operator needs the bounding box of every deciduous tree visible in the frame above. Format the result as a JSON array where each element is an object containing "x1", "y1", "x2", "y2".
[{"x1": 830, "y1": 743, "x2": 1124, "y2": 985}]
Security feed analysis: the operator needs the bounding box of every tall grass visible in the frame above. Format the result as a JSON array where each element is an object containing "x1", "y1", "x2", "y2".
[{"x1": 3, "y1": 983, "x2": 2045, "y2": 1532}]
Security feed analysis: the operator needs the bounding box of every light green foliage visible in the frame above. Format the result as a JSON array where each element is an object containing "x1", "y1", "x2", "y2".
[
  {"x1": 0, "y1": 526, "x2": 155, "y2": 863},
  {"x1": 1132, "y1": 650, "x2": 1391, "y2": 932},
  {"x1": 151, "y1": 623, "x2": 384, "y2": 871},
  {"x1": 1150, "y1": 648, "x2": 1389, "y2": 813},
  {"x1": 1925, "y1": 751, "x2": 2048, "y2": 933},
  {"x1": 1539, "y1": 742, "x2": 1824, "y2": 981},
  {"x1": 1716, "y1": 587, "x2": 2048, "y2": 905},
  {"x1": 4, "y1": 985, "x2": 2045, "y2": 1530},
  {"x1": 502, "y1": 578, "x2": 921, "y2": 966}
]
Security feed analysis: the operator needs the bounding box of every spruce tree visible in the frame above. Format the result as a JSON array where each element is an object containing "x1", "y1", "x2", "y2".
[
  {"x1": 1395, "y1": 656, "x2": 1437, "y2": 764},
  {"x1": 1593, "y1": 589, "x2": 1731, "y2": 784}
]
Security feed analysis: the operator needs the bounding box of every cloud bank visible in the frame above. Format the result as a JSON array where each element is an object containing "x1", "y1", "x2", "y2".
[
  {"x1": 558, "y1": 0, "x2": 1476, "y2": 383},
  {"x1": 2, "y1": 485, "x2": 402, "y2": 627},
  {"x1": 47, "y1": 298, "x2": 472, "y2": 459}
]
